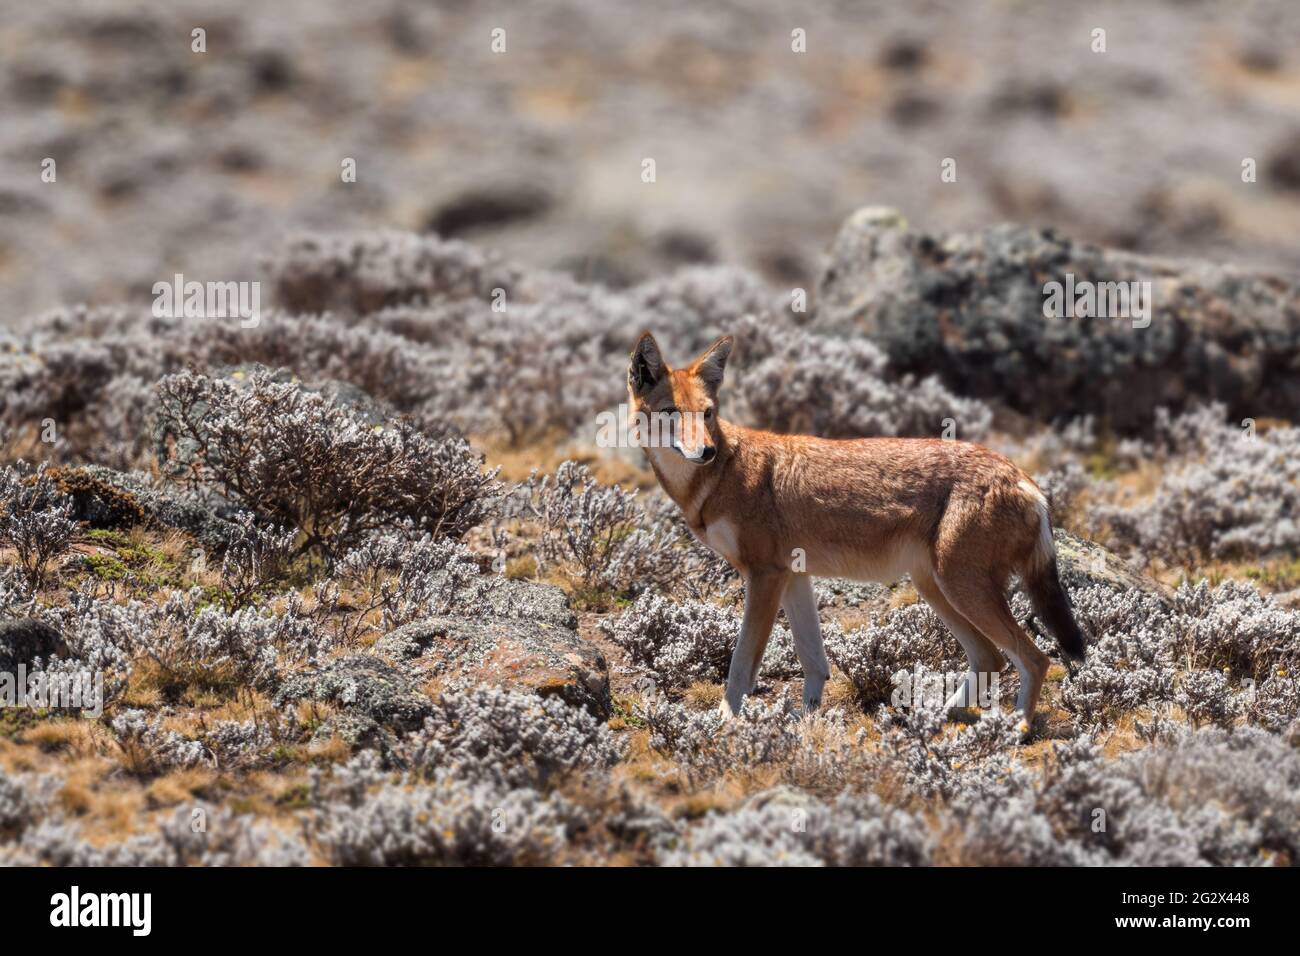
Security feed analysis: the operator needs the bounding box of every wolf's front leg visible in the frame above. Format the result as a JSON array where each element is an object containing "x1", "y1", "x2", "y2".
[
  {"x1": 720, "y1": 569, "x2": 787, "y2": 719},
  {"x1": 781, "y1": 574, "x2": 829, "y2": 714}
]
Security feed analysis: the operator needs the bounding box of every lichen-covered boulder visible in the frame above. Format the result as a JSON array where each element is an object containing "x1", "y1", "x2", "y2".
[
  {"x1": 1053, "y1": 529, "x2": 1172, "y2": 605},
  {"x1": 473, "y1": 577, "x2": 579, "y2": 630},
  {"x1": 0, "y1": 618, "x2": 69, "y2": 673},
  {"x1": 375, "y1": 591, "x2": 609, "y2": 719},
  {"x1": 274, "y1": 655, "x2": 433, "y2": 734},
  {"x1": 77, "y1": 465, "x2": 241, "y2": 554},
  {"x1": 814, "y1": 207, "x2": 1300, "y2": 433}
]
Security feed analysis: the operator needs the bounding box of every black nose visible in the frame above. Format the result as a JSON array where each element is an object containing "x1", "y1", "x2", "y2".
[{"x1": 699, "y1": 446, "x2": 716, "y2": 463}]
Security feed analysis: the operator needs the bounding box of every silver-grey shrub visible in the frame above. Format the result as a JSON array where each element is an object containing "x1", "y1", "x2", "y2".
[
  {"x1": 823, "y1": 600, "x2": 965, "y2": 708},
  {"x1": 399, "y1": 684, "x2": 621, "y2": 789},
  {"x1": 1091, "y1": 404, "x2": 1300, "y2": 562},
  {"x1": 604, "y1": 589, "x2": 801, "y2": 690},
  {"x1": 729, "y1": 319, "x2": 992, "y2": 441},
  {"x1": 46, "y1": 582, "x2": 329, "y2": 697},
  {"x1": 661, "y1": 790, "x2": 932, "y2": 867},
  {"x1": 155, "y1": 370, "x2": 501, "y2": 561},
  {"x1": 1, "y1": 805, "x2": 309, "y2": 867},
  {"x1": 0, "y1": 464, "x2": 76, "y2": 593},
  {"x1": 639, "y1": 695, "x2": 866, "y2": 789},
  {"x1": 333, "y1": 532, "x2": 488, "y2": 636},
  {"x1": 308, "y1": 752, "x2": 574, "y2": 866},
  {"x1": 514, "y1": 460, "x2": 678, "y2": 594}
]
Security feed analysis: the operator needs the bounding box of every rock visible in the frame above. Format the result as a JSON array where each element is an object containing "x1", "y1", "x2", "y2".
[
  {"x1": 813, "y1": 207, "x2": 1300, "y2": 433},
  {"x1": 78, "y1": 465, "x2": 241, "y2": 554},
  {"x1": 310, "y1": 712, "x2": 395, "y2": 758},
  {"x1": 45, "y1": 465, "x2": 146, "y2": 529},
  {"x1": 0, "y1": 618, "x2": 69, "y2": 673},
  {"x1": 274, "y1": 655, "x2": 433, "y2": 734},
  {"x1": 476, "y1": 577, "x2": 579, "y2": 630},
  {"x1": 1053, "y1": 529, "x2": 1172, "y2": 604},
  {"x1": 375, "y1": 606, "x2": 610, "y2": 718},
  {"x1": 425, "y1": 183, "x2": 554, "y2": 237}
]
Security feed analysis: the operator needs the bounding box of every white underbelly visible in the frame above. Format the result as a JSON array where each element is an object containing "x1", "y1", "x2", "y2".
[
  {"x1": 695, "y1": 517, "x2": 929, "y2": 585},
  {"x1": 803, "y1": 538, "x2": 929, "y2": 584}
]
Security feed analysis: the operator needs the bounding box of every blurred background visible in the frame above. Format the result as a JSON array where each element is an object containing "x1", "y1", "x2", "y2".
[{"x1": 3, "y1": 0, "x2": 1300, "y2": 321}]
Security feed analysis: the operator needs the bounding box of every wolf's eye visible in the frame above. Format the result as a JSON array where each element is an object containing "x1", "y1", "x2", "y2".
[{"x1": 703, "y1": 408, "x2": 714, "y2": 420}]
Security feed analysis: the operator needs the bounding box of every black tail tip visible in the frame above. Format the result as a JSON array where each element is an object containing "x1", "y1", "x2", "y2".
[{"x1": 1059, "y1": 625, "x2": 1087, "y2": 662}]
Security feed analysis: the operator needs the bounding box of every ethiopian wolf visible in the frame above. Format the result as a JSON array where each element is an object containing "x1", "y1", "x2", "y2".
[{"x1": 627, "y1": 332, "x2": 1087, "y2": 731}]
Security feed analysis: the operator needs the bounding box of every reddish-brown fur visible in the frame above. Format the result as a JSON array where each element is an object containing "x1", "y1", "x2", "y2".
[{"x1": 627, "y1": 332, "x2": 1085, "y2": 730}]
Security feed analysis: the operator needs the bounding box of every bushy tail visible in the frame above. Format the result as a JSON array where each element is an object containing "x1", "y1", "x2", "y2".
[
  {"x1": 1024, "y1": 556, "x2": 1086, "y2": 661},
  {"x1": 1024, "y1": 522, "x2": 1087, "y2": 662}
]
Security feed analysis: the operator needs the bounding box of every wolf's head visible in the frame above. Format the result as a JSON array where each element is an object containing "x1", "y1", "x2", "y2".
[{"x1": 627, "y1": 332, "x2": 733, "y2": 464}]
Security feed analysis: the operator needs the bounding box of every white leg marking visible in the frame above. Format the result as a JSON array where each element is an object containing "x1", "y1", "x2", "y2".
[{"x1": 781, "y1": 575, "x2": 830, "y2": 714}]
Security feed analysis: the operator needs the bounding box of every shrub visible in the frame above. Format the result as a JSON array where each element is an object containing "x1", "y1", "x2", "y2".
[
  {"x1": 219, "y1": 513, "x2": 297, "y2": 610},
  {"x1": 642, "y1": 695, "x2": 873, "y2": 792},
  {"x1": 48, "y1": 582, "x2": 329, "y2": 698},
  {"x1": 109, "y1": 709, "x2": 282, "y2": 775},
  {"x1": 399, "y1": 685, "x2": 621, "y2": 789},
  {"x1": 44, "y1": 465, "x2": 146, "y2": 528},
  {"x1": 514, "y1": 461, "x2": 679, "y2": 595},
  {"x1": 823, "y1": 601, "x2": 965, "y2": 708},
  {"x1": 951, "y1": 728, "x2": 1300, "y2": 866},
  {"x1": 332, "y1": 533, "x2": 489, "y2": 636},
  {"x1": 0, "y1": 464, "x2": 77, "y2": 593},
  {"x1": 308, "y1": 752, "x2": 574, "y2": 866},
  {"x1": 603, "y1": 589, "x2": 801, "y2": 690},
  {"x1": 154, "y1": 370, "x2": 500, "y2": 561},
  {"x1": 0, "y1": 772, "x2": 59, "y2": 841},
  {"x1": 1, "y1": 806, "x2": 309, "y2": 866},
  {"x1": 110, "y1": 709, "x2": 208, "y2": 774},
  {"x1": 730, "y1": 320, "x2": 992, "y2": 440},
  {"x1": 270, "y1": 231, "x2": 524, "y2": 316},
  {"x1": 1091, "y1": 405, "x2": 1300, "y2": 562},
  {"x1": 1175, "y1": 670, "x2": 1242, "y2": 729},
  {"x1": 875, "y1": 693, "x2": 1025, "y2": 800},
  {"x1": 1058, "y1": 585, "x2": 1179, "y2": 727},
  {"x1": 661, "y1": 790, "x2": 932, "y2": 867},
  {"x1": 1058, "y1": 578, "x2": 1300, "y2": 731}
]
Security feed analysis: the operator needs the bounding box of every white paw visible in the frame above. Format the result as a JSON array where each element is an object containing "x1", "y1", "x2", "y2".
[{"x1": 718, "y1": 697, "x2": 738, "y2": 720}]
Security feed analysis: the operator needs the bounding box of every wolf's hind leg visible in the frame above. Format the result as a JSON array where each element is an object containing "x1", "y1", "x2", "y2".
[
  {"x1": 934, "y1": 568, "x2": 1050, "y2": 728},
  {"x1": 912, "y1": 569, "x2": 1005, "y2": 712},
  {"x1": 781, "y1": 574, "x2": 830, "y2": 714}
]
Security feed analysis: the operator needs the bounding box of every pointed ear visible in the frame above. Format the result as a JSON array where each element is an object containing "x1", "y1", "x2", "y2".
[
  {"x1": 629, "y1": 332, "x2": 666, "y2": 396},
  {"x1": 691, "y1": 336, "x2": 733, "y2": 392}
]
